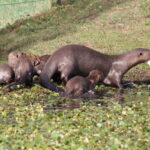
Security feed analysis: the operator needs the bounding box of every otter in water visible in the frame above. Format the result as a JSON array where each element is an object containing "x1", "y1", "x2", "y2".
[
  {"x1": 4, "y1": 51, "x2": 34, "y2": 91},
  {"x1": 40, "y1": 44, "x2": 150, "y2": 92},
  {"x1": 0, "y1": 64, "x2": 15, "y2": 85},
  {"x1": 65, "y1": 70, "x2": 104, "y2": 98}
]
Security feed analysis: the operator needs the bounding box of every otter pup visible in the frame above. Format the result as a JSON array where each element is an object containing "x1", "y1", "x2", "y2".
[
  {"x1": 65, "y1": 70, "x2": 104, "y2": 98},
  {"x1": 0, "y1": 64, "x2": 15, "y2": 85},
  {"x1": 4, "y1": 51, "x2": 34, "y2": 91},
  {"x1": 40, "y1": 44, "x2": 150, "y2": 92}
]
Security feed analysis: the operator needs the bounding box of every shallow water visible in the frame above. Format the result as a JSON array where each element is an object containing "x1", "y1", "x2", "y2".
[
  {"x1": 43, "y1": 85, "x2": 150, "y2": 111},
  {"x1": 0, "y1": 84, "x2": 149, "y2": 114}
]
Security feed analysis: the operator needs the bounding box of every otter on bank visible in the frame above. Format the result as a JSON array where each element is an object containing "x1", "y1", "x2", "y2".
[
  {"x1": 65, "y1": 70, "x2": 104, "y2": 98},
  {"x1": 40, "y1": 44, "x2": 150, "y2": 92},
  {"x1": 4, "y1": 51, "x2": 34, "y2": 91},
  {"x1": 0, "y1": 64, "x2": 15, "y2": 85}
]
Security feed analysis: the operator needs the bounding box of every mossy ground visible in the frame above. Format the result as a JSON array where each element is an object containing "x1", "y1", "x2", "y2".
[{"x1": 0, "y1": 0, "x2": 150, "y2": 149}]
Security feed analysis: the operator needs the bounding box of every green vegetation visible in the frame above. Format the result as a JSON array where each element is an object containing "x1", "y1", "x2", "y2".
[
  {"x1": 0, "y1": 85, "x2": 150, "y2": 149},
  {"x1": 0, "y1": 0, "x2": 51, "y2": 28},
  {"x1": 0, "y1": 0, "x2": 150, "y2": 149}
]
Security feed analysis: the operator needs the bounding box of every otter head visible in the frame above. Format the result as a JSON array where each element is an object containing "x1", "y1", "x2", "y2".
[
  {"x1": 34, "y1": 63, "x2": 44, "y2": 75},
  {"x1": 8, "y1": 51, "x2": 24, "y2": 69},
  {"x1": 134, "y1": 48, "x2": 150, "y2": 63},
  {"x1": 26, "y1": 54, "x2": 41, "y2": 66},
  {"x1": 34, "y1": 54, "x2": 51, "y2": 75},
  {"x1": 87, "y1": 70, "x2": 104, "y2": 84}
]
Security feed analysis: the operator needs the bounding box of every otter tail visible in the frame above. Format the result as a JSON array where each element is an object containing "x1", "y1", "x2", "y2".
[
  {"x1": 3, "y1": 80, "x2": 25, "y2": 92},
  {"x1": 3, "y1": 73, "x2": 32, "y2": 92}
]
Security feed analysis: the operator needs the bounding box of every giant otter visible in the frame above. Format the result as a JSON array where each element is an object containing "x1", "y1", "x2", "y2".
[
  {"x1": 0, "y1": 64, "x2": 15, "y2": 85},
  {"x1": 40, "y1": 44, "x2": 150, "y2": 92},
  {"x1": 4, "y1": 51, "x2": 34, "y2": 91},
  {"x1": 65, "y1": 70, "x2": 104, "y2": 98}
]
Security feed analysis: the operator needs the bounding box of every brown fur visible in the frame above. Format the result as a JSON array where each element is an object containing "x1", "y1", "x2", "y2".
[
  {"x1": 0, "y1": 64, "x2": 15, "y2": 85},
  {"x1": 40, "y1": 45, "x2": 150, "y2": 92},
  {"x1": 26, "y1": 53, "x2": 41, "y2": 66},
  {"x1": 33, "y1": 54, "x2": 61, "y2": 84},
  {"x1": 65, "y1": 70, "x2": 104, "y2": 98},
  {"x1": 25, "y1": 53, "x2": 62, "y2": 84},
  {"x1": 26, "y1": 53, "x2": 51, "y2": 75},
  {"x1": 4, "y1": 51, "x2": 34, "y2": 91},
  {"x1": 34, "y1": 54, "x2": 51, "y2": 75}
]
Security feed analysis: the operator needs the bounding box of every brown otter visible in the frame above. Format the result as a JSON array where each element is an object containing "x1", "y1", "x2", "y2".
[
  {"x1": 0, "y1": 64, "x2": 15, "y2": 85},
  {"x1": 26, "y1": 53, "x2": 41, "y2": 75},
  {"x1": 4, "y1": 51, "x2": 34, "y2": 91},
  {"x1": 34, "y1": 54, "x2": 51, "y2": 75},
  {"x1": 65, "y1": 70, "x2": 104, "y2": 98},
  {"x1": 40, "y1": 44, "x2": 150, "y2": 92},
  {"x1": 25, "y1": 53, "x2": 50, "y2": 75},
  {"x1": 39, "y1": 54, "x2": 51, "y2": 62},
  {"x1": 34, "y1": 54, "x2": 62, "y2": 84},
  {"x1": 26, "y1": 53, "x2": 62, "y2": 84},
  {"x1": 26, "y1": 53, "x2": 40, "y2": 66}
]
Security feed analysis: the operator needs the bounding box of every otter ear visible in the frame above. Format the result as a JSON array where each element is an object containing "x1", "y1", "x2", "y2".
[{"x1": 139, "y1": 52, "x2": 143, "y2": 56}]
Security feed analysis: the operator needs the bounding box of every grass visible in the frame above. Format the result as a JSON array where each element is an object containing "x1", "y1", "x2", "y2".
[
  {"x1": 0, "y1": 0, "x2": 135, "y2": 62},
  {"x1": 0, "y1": 0, "x2": 150, "y2": 149},
  {"x1": 0, "y1": 0, "x2": 51, "y2": 29}
]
